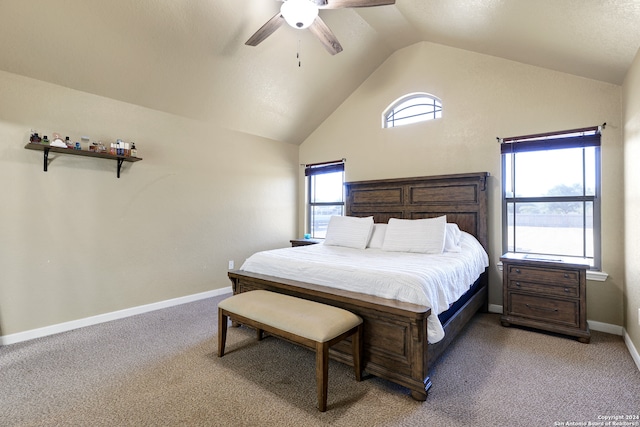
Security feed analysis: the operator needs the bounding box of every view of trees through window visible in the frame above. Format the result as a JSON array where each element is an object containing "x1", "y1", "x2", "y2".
[{"x1": 503, "y1": 143, "x2": 599, "y2": 266}]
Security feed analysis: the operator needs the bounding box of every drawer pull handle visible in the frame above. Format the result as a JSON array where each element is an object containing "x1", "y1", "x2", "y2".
[
  {"x1": 525, "y1": 304, "x2": 558, "y2": 313},
  {"x1": 564, "y1": 274, "x2": 570, "y2": 278},
  {"x1": 515, "y1": 269, "x2": 521, "y2": 274},
  {"x1": 515, "y1": 282, "x2": 521, "y2": 287},
  {"x1": 564, "y1": 288, "x2": 570, "y2": 293}
]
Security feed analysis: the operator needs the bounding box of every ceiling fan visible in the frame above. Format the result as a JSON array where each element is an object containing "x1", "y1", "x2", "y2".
[{"x1": 246, "y1": 0, "x2": 396, "y2": 55}]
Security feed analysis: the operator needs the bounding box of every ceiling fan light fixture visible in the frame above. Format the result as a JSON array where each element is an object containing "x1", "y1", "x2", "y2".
[{"x1": 281, "y1": 0, "x2": 318, "y2": 29}]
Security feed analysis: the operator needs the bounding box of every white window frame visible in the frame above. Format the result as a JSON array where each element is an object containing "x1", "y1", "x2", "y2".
[
  {"x1": 500, "y1": 126, "x2": 602, "y2": 270},
  {"x1": 382, "y1": 92, "x2": 442, "y2": 128},
  {"x1": 305, "y1": 160, "x2": 345, "y2": 239}
]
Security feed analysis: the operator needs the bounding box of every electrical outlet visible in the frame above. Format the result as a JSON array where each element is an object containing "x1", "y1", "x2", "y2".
[{"x1": 228, "y1": 260, "x2": 234, "y2": 270}]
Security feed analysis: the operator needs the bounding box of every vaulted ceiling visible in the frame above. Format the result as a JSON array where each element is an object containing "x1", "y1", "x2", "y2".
[{"x1": 1, "y1": 0, "x2": 639, "y2": 145}]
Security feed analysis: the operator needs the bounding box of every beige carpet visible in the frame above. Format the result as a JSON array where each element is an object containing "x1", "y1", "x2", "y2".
[{"x1": 1, "y1": 294, "x2": 639, "y2": 426}]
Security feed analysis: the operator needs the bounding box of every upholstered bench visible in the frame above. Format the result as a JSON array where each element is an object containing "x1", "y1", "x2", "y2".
[{"x1": 217, "y1": 290, "x2": 363, "y2": 412}]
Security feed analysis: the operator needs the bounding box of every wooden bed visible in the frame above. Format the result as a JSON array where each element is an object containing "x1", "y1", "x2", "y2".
[{"x1": 227, "y1": 172, "x2": 489, "y2": 401}]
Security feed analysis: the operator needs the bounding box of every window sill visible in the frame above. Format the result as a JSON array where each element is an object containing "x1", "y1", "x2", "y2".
[
  {"x1": 496, "y1": 261, "x2": 608, "y2": 282},
  {"x1": 586, "y1": 270, "x2": 608, "y2": 282}
]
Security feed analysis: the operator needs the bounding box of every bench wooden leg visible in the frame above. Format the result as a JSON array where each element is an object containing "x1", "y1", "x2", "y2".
[
  {"x1": 352, "y1": 324, "x2": 363, "y2": 382},
  {"x1": 218, "y1": 309, "x2": 228, "y2": 357},
  {"x1": 315, "y1": 341, "x2": 329, "y2": 412}
]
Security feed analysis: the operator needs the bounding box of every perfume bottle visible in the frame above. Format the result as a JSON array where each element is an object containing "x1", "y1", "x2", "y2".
[{"x1": 30, "y1": 132, "x2": 41, "y2": 144}]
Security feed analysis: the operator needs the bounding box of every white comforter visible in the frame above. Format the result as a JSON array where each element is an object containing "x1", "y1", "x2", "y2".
[{"x1": 239, "y1": 232, "x2": 489, "y2": 344}]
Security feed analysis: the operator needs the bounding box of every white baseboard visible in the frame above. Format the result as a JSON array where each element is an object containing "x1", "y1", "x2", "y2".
[
  {"x1": 588, "y1": 319, "x2": 624, "y2": 336},
  {"x1": 0, "y1": 287, "x2": 232, "y2": 346},
  {"x1": 624, "y1": 330, "x2": 640, "y2": 372},
  {"x1": 4, "y1": 291, "x2": 638, "y2": 374},
  {"x1": 487, "y1": 304, "x2": 625, "y2": 336},
  {"x1": 488, "y1": 304, "x2": 503, "y2": 314},
  {"x1": 488, "y1": 304, "x2": 639, "y2": 372}
]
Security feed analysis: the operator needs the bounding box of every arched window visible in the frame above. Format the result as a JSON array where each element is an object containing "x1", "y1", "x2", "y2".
[{"x1": 382, "y1": 93, "x2": 442, "y2": 128}]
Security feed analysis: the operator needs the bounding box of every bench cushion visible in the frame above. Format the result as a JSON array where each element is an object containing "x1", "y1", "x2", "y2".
[{"x1": 219, "y1": 290, "x2": 362, "y2": 343}]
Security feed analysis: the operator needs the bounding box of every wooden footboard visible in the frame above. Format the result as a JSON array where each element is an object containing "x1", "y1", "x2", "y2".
[{"x1": 227, "y1": 270, "x2": 488, "y2": 400}]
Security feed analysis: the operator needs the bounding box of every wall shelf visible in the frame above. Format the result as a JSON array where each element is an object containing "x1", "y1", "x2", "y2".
[{"x1": 25, "y1": 142, "x2": 142, "y2": 178}]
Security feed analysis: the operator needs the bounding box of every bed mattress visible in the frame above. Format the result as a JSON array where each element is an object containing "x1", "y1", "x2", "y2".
[{"x1": 240, "y1": 232, "x2": 489, "y2": 343}]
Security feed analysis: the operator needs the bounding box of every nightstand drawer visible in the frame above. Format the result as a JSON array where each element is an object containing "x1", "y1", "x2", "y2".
[
  {"x1": 508, "y1": 293, "x2": 579, "y2": 327},
  {"x1": 508, "y1": 280, "x2": 579, "y2": 298},
  {"x1": 501, "y1": 253, "x2": 590, "y2": 342},
  {"x1": 507, "y1": 265, "x2": 580, "y2": 286}
]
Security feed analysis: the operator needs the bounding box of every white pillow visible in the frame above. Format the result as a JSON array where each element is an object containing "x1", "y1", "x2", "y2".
[
  {"x1": 444, "y1": 223, "x2": 463, "y2": 253},
  {"x1": 382, "y1": 216, "x2": 447, "y2": 254},
  {"x1": 367, "y1": 224, "x2": 387, "y2": 249},
  {"x1": 323, "y1": 216, "x2": 374, "y2": 249}
]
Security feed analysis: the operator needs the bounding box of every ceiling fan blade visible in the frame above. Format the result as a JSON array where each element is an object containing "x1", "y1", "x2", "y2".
[
  {"x1": 245, "y1": 13, "x2": 285, "y2": 46},
  {"x1": 319, "y1": 0, "x2": 395, "y2": 9},
  {"x1": 308, "y1": 16, "x2": 343, "y2": 55}
]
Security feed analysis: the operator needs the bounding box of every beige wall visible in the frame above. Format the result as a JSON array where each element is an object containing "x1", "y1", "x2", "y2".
[
  {"x1": 623, "y1": 48, "x2": 640, "y2": 349},
  {"x1": 1, "y1": 40, "x2": 632, "y2": 343},
  {"x1": 300, "y1": 42, "x2": 625, "y2": 327},
  {"x1": 0, "y1": 70, "x2": 298, "y2": 336}
]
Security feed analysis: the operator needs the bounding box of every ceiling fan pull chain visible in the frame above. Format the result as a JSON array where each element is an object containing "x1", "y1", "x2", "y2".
[{"x1": 297, "y1": 39, "x2": 302, "y2": 67}]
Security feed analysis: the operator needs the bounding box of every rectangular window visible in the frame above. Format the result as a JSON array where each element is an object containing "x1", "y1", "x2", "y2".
[
  {"x1": 306, "y1": 160, "x2": 345, "y2": 238},
  {"x1": 501, "y1": 126, "x2": 602, "y2": 269}
]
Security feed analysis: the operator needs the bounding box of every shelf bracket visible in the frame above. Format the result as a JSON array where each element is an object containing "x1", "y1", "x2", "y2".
[
  {"x1": 117, "y1": 158, "x2": 125, "y2": 178},
  {"x1": 43, "y1": 147, "x2": 50, "y2": 172}
]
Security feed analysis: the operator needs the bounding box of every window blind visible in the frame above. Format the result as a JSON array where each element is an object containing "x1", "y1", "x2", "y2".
[
  {"x1": 304, "y1": 159, "x2": 345, "y2": 176},
  {"x1": 500, "y1": 126, "x2": 601, "y2": 154}
]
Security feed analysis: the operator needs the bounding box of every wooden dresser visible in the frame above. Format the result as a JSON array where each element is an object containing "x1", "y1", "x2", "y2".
[{"x1": 500, "y1": 253, "x2": 590, "y2": 343}]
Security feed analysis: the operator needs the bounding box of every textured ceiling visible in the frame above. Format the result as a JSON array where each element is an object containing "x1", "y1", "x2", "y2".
[{"x1": 0, "y1": 0, "x2": 639, "y2": 145}]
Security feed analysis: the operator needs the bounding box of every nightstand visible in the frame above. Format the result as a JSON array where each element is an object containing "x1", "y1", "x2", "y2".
[
  {"x1": 500, "y1": 253, "x2": 590, "y2": 343},
  {"x1": 290, "y1": 238, "x2": 322, "y2": 247}
]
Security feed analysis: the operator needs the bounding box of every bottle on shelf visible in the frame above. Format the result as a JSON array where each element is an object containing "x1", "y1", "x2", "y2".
[
  {"x1": 81, "y1": 136, "x2": 90, "y2": 151},
  {"x1": 42, "y1": 135, "x2": 49, "y2": 145},
  {"x1": 130, "y1": 142, "x2": 137, "y2": 157},
  {"x1": 30, "y1": 132, "x2": 41, "y2": 144}
]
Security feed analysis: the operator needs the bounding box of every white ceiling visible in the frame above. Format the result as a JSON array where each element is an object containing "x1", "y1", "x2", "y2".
[{"x1": 1, "y1": 0, "x2": 639, "y2": 145}]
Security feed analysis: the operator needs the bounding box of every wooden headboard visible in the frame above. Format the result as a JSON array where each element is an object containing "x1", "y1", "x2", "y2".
[{"x1": 345, "y1": 172, "x2": 489, "y2": 252}]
